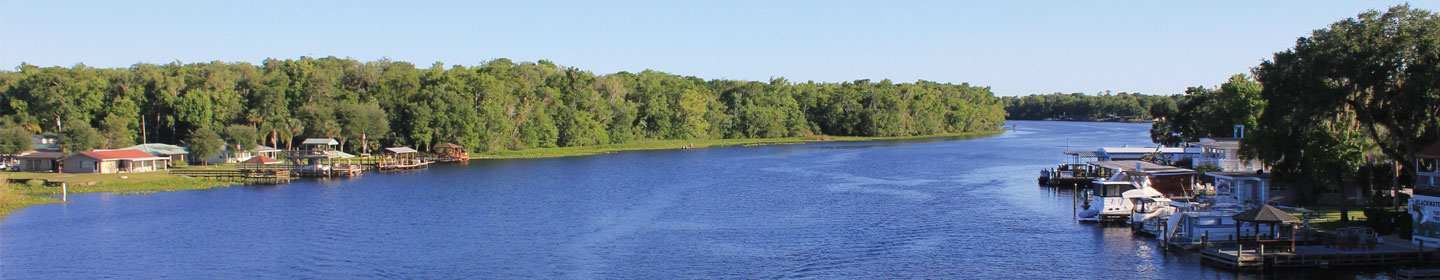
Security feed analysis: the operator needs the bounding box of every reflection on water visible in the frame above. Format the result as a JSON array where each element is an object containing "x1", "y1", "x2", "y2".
[{"x1": 0, "y1": 121, "x2": 1399, "y2": 279}]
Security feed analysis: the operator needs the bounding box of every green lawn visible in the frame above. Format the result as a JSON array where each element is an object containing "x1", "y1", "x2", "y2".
[
  {"x1": 0, "y1": 170, "x2": 237, "y2": 219},
  {"x1": 473, "y1": 130, "x2": 1004, "y2": 159}
]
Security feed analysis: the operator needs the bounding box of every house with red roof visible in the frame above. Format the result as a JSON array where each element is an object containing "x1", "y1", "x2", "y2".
[{"x1": 60, "y1": 149, "x2": 171, "y2": 174}]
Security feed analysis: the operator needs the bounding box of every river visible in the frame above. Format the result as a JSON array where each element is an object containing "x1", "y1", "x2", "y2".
[{"x1": 0, "y1": 120, "x2": 1395, "y2": 279}]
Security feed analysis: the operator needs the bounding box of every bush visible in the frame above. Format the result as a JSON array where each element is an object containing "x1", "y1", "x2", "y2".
[
  {"x1": 25, "y1": 179, "x2": 43, "y2": 187},
  {"x1": 1364, "y1": 207, "x2": 1396, "y2": 235}
]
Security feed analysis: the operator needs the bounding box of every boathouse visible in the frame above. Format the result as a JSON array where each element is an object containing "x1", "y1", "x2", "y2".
[
  {"x1": 60, "y1": 150, "x2": 170, "y2": 174},
  {"x1": 433, "y1": 143, "x2": 467, "y2": 163},
  {"x1": 378, "y1": 147, "x2": 428, "y2": 170},
  {"x1": 1088, "y1": 160, "x2": 1199, "y2": 197}
]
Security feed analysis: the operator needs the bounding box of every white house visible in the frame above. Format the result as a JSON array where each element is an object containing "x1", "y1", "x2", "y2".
[{"x1": 1190, "y1": 138, "x2": 1265, "y2": 172}]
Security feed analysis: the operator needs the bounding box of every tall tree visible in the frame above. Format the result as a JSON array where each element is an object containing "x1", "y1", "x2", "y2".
[
  {"x1": 186, "y1": 126, "x2": 223, "y2": 165},
  {"x1": 60, "y1": 122, "x2": 104, "y2": 152},
  {"x1": 1249, "y1": 5, "x2": 1440, "y2": 191}
]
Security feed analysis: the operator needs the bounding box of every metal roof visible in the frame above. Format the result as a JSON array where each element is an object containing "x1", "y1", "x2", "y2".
[
  {"x1": 1087, "y1": 160, "x2": 1197, "y2": 175},
  {"x1": 1421, "y1": 141, "x2": 1440, "y2": 158},
  {"x1": 69, "y1": 150, "x2": 170, "y2": 161},
  {"x1": 17, "y1": 151, "x2": 66, "y2": 159},
  {"x1": 120, "y1": 143, "x2": 190, "y2": 155},
  {"x1": 1099, "y1": 147, "x2": 1197, "y2": 154},
  {"x1": 302, "y1": 138, "x2": 339, "y2": 146},
  {"x1": 1232, "y1": 204, "x2": 1301, "y2": 223},
  {"x1": 382, "y1": 147, "x2": 419, "y2": 154}
]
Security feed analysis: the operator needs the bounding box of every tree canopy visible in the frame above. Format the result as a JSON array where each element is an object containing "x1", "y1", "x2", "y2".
[
  {"x1": 0, "y1": 58, "x2": 1007, "y2": 154},
  {"x1": 1246, "y1": 5, "x2": 1440, "y2": 194}
]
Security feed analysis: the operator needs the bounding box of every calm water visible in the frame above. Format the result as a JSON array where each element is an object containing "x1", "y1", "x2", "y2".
[{"x1": 0, "y1": 121, "x2": 1394, "y2": 279}]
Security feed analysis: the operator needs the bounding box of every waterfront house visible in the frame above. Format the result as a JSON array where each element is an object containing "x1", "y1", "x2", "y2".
[
  {"x1": 16, "y1": 151, "x2": 64, "y2": 172},
  {"x1": 60, "y1": 150, "x2": 170, "y2": 174},
  {"x1": 119, "y1": 143, "x2": 190, "y2": 164},
  {"x1": 31, "y1": 133, "x2": 60, "y2": 152},
  {"x1": 1190, "y1": 138, "x2": 1265, "y2": 172},
  {"x1": 1087, "y1": 160, "x2": 1200, "y2": 197}
]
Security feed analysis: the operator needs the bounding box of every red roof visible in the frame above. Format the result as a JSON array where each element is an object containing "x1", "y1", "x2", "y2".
[
  {"x1": 240, "y1": 155, "x2": 282, "y2": 164},
  {"x1": 77, "y1": 150, "x2": 164, "y2": 160},
  {"x1": 1421, "y1": 142, "x2": 1440, "y2": 158}
]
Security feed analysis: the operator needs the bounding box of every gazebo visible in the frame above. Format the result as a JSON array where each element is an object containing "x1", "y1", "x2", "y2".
[{"x1": 1233, "y1": 204, "x2": 1302, "y2": 251}]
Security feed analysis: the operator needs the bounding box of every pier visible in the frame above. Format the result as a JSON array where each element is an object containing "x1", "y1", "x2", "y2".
[
  {"x1": 169, "y1": 167, "x2": 291, "y2": 184},
  {"x1": 1200, "y1": 244, "x2": 1421, "y2": 269}
]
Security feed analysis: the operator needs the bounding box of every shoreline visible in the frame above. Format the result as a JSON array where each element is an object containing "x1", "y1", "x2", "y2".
[
  {"x1": 0, "y1": 129, "x2": 1006, "y2": 219},
  {"x1": 472, "y1": 130, "x2": 1006, "y2": 159}
]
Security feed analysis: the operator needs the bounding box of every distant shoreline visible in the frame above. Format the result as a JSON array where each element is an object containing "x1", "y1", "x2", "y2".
[{"x1": 473, "y1": 130, "x2": 1007, "y2": 159}]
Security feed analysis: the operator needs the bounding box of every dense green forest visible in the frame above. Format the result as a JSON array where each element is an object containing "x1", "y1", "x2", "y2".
[
  {"x1": 1001, "y1": 92, "x2": 1179, "y2": 121},
  {"x1": 0, "y1": 58, "x2": 1007, "y2": 155},
  {"x1": 1152, "y1": 5, "x2": 1440, "y2": 205}
]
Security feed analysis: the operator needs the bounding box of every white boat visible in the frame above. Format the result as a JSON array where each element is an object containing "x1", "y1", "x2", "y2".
[
  {"x1": 1078, "y1": 171, "x2": 1163, "y2": 222},
  {"x1": 1130, "y1": 197, "x2": 1184, "y2": 235}
]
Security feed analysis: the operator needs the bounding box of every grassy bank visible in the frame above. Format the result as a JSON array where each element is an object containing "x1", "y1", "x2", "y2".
[
  {"x1": 473, "y1": 130, "x2": 1005, "y2": 159},
  {"x1": 0, "y1": 167, "x2": 239, "y2": 219}
]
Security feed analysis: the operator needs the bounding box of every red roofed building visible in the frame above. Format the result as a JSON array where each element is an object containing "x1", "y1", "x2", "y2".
[
  {"x1": 239, "y1": 155, "x2": 282, "y2": 165},
  {"x1": 61, "y1": 149, "x2": 171, "y2": 174}
]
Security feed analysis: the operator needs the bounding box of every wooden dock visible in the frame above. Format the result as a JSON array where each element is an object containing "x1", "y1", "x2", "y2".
[
  {"x1": 1200, "y1": 244, "x2": 1421, "y2": 270},
  {"x1": 170, "y1": 168, "x2": 291, "y2": 184}
]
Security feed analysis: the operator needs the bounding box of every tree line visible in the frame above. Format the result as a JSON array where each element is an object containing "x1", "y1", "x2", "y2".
[
  {"x1": 1001, "y1": 91, "x2": 1180, "y2": 121},
  {"x1": 0, "y1": 58, "x2": 1007, "y2": 156},
  {"x1": 1153, "y1": 5, "x2": 1440, "y2": 206}
]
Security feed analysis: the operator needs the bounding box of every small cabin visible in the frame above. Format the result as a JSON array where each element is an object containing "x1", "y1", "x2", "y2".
[
  {"x1": 61, "y1": 150, "x2": 170, "y2": 174},
  {"x1": 17, "y1": 151, "x2": 64, "y2": 172}
]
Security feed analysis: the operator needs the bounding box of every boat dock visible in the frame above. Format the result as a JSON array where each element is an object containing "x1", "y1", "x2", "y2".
[
  {"x1": 1200, "y1": 244, "x2": 1421, "y2": 269},
  {"x1": 170, "y1": 167, "x2": 292, "y2": 184}
]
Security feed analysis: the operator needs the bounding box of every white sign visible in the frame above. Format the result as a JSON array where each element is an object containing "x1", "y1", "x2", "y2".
[{"x1": 1413, "y1": 194, "x2": 1440, "y2": 247}]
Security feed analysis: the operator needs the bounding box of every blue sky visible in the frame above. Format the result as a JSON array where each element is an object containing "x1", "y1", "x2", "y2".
[{"x1": 1, "y1": 1, "x2": 1432, "y2": 96}]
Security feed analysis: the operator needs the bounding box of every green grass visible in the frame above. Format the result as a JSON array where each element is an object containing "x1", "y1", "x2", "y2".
[
  {"x1": 0, "y1": 171, "x2": 239, "y2": 219},
  {"x1": 473, "y1": 130, "x2": 1005, "y2": 159},
  {"x1": 1302, "y1": 205, "x2": 1372, "y2": 230}
]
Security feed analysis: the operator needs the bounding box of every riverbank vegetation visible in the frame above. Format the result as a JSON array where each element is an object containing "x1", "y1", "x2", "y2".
[
  {"x1": 1151, "y1": 5, "x2": 1440, "y2": 209},
  {"x1": 0, "y1": 59, "x2": 1007, "y2": 156},
  {"x1": 1001, "y1": 92, "x2": 1180, "y2": 122},
  {"x1": 476, "y1": 130, "x2": 1004, "y2": 159}
]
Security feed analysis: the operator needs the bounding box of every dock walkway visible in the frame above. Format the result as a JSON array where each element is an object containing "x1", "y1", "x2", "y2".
[{"x1": 1201, "y1": 244, "x2": 1421, "y2": 270}]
